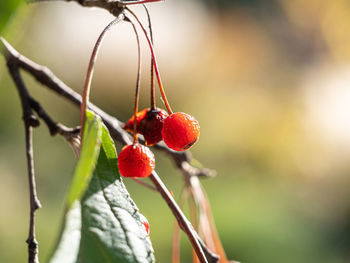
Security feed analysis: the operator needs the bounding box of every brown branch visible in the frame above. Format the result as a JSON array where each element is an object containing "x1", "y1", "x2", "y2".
[
  {"x1": 24, "y1": 124, "x2": 40, "y2": 263},
  {"x1": 1, "y1": 39, "x2": 83, "y2": 263},
  {"x1": 30, "y1": 0, "x2": 126, "y2": 16},
  {"x1": 30, "y1": 0, "x2": 164, "y2": 16},
  {"x1": 29, "y1": 96, "x2": 81, "y2": 155},
  {"x1": 5, "y1": 52, "x2": 41, "y2": 263},
  {"x1": 1, "y1": 37, "x2": 217, "y2": 262}
]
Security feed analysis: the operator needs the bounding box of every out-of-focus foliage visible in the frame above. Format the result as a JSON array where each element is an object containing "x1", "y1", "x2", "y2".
[
  {"x1": 1, "y1": 0, "x2": 350, "y2": 262},
  {"x1": 0, "y1": 0, "x2": 23, "y2": 33}
]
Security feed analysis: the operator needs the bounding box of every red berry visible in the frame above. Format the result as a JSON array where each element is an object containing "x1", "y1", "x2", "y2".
[
  {"x1": 161, "y1": 112, "x2": 200, "y2": 151},
  {"x1": 139, "y1": 214, "x2": 150, "y2": 235},
  {"x1": 123, "y1": 108, "x2": 168, "y2": 146},
  {"x1": 117, "y1": 144, "x2": 155, "y2": 178}
]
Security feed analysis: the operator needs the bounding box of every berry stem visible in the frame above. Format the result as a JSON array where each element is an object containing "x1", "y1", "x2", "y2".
[
  {"x1": 80, "y1": 16, "x2": 123, "y2": 144},
  {"x1": 126, "y1": 18, "x2": 142, "y2": 145},
  {"x1": 125, "y1": 8, "x2": 174, "y2": 115},
  {"x1": 132, "y1": 177, "x2": 157, "y2": 191},
  {"x1": 143, "y1": 4, "x2": 156, "y2": 110}
]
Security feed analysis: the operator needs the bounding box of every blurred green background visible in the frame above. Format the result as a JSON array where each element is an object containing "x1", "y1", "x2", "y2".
[{"x1": 1, "y1": 0, "x2": 350, "y2": 262}]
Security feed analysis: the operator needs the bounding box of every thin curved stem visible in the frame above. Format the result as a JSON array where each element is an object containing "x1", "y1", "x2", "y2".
[
  {"x1": 132, "y1": 178, "x2": 157, "y2": 191},
  {"x1": 80, "y1": 16, "x2": 123, "y2": 142},
  {"x1": 126, "y1": 18, "x2": 142, "y2": 144},
  {"x1": 6, "y1": 59, "x2": 42, "y2": 263},
  {"x1": 143, "y1": 4, "x2": 156, "y2": 110},
  {"x1": 190, "y1": 176, "x2": 230, "y2": 262},
  {"x1": 125, "y1": 8, "x2": 173, "y2": 115},
  {"x1": 189, "y1": 194, "x2": 200, "y2": 263}
]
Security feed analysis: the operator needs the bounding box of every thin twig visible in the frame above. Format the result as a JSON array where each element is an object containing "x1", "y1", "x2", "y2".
[
  {"x1": 6, "y1": 55, "x2": 41, "y2": 263},
  {"x1": 132, "y1": 178, "x2": 157, "y2": 191},
  {"x1": 30, "y1": 0, "x2": 163, "y2": 17},
  {"x1": 24, "y1": 124, "x2": 40, "y2": 263},
  {"x1": 30, "y1": 0, "x2": 125, "y2": 17},
  {"x1": 29, "y1": 96, "x2": 81, "y2": 155}
]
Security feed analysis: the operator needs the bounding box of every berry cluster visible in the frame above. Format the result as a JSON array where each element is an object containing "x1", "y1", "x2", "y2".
[
  {"x1": 116, "y1": 10, "x2": 200, "y2": 178},
  {"x1": 118, "y1": 110, "x2": 200, "y2": 178}
]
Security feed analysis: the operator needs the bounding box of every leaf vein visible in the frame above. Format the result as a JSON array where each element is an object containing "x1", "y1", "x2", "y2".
[{"x1": 96, "y1": 175, "x2": 139, "y2": 263}]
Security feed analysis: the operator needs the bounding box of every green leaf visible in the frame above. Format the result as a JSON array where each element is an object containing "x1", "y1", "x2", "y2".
[
  {"x1": 0, "y1": 0, "x2": 24, "y2": 34},
  {"x1": 67, "y1": 110, "x2": 103, "y2": 208},
  {"x1": 50, "y1": 201, "x2": 82, "y2": 263},
  {"x1": 50, "y1": 110, "x2": 102, "y2": 263},
  {"x1": 50, "y1": 113, "x2": 155, "y2": 263},
  {"x1": 77, "y1": 124, "x2": 154, "y2": 263}
]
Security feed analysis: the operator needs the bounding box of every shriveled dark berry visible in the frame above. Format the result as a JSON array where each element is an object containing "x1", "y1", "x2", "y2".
[{"x1": 123, "y1": 107, "x2": 168, "y2": 146}]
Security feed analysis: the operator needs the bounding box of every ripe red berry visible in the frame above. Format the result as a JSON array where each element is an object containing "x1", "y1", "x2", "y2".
[
  {"x1": 117, "y1": 144, "x2": 155, "y2": 178},
  {"x1": 161, "y1": 112, "x2": 200, "y2": 151},
  {"x1": 123, "y1": 107, "x2": 168, "y2": 146},
  {"x1": 139, "y1": 214, "x2": 150, "y2": 235}
]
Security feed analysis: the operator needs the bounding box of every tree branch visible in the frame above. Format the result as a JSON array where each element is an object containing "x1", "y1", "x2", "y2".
[
  {"x1": 31, "y1": 0, "x2": 125, "y2": 16},
  {"x1": 24, "y1": 124, "x2": 40, "y2": 263},
  {"x1": 6, "y1": 53, "x2": 41, "y2": 263},
  {"x1": 30, "y1": 0, "x2": 164, "y2": 16}
]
